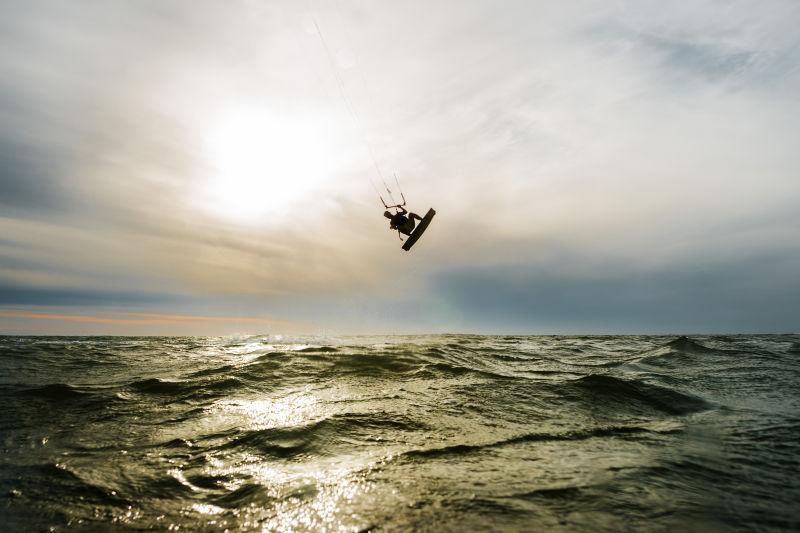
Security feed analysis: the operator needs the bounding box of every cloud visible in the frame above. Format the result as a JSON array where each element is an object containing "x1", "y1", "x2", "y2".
[
  {"x1": 430, "y1": 250, "x2": 800, "y2": 333},
  {"x1": 0, "y1": 285, "x2": 177, "y2": 307},
  {"x1": 0, "y1": 135, "x2": 63, "y2": 212},
  {"x1": 0, "y1": 1, "x2": 798, "y2": 333}
]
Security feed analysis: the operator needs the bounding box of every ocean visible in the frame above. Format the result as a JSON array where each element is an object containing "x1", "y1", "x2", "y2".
[{"x1": 1, "y1": 334, "x2": 798, "y2": 531}]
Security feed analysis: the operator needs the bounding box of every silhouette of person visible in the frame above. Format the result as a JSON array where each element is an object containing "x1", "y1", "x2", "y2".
[{"x1": 384, "y1": 206, "x2": 422, "y2": 239}]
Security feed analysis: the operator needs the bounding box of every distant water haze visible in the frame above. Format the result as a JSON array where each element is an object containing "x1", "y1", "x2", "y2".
[{"x1": 1, "y1": 334, "x2": 798, "y2": 530}]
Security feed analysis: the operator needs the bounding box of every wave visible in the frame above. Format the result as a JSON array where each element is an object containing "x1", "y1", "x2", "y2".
[
  {"x1": 214, "y1": 412, "x2": 427, "y2": 458},
  {"x1": 510, "y1": 486, "x2": 584, "y2": 500},
  {"x1": 21, "y1": 383, "x2": 91, "y2": 400},
  {"x1": 571, "y1": 374, "x2": 711, "y2": 416},
  {"x1": 33, "y1": 463, "x2": 130, "y2": 506},
  {"x1": 664, "y1": 336, "x2": 716, "y2": 353},
  {"x1": 322, "y1": 353, "x2": 422, "y2": 376},
  {"x1": 183, "y1": 354, "x2": 288, "y2": 384},
  {"x1": 412, "y1": 361, "x2": 513, "y2": 380},
  {"x1": 128, "y1": 376, "x2": 246, "y2": 397},
  {"x1": 188, "y1": 364, "x2": 236, "y2": 378},
  {"x1": 446, "y1": 496, "x2": 526, "y2": 515},
  {"x1": 236, "y1": 344, "x2": 529, "y2": 380},
  {"x1": 175, "y1": 347, "x2": 524, "y2": 384},
  {"x1": 636, "y1": 336, "x2": 725, "y2": 369},
  {"x1": 18, "y1": 384, "x2": 121, "y2": 409},
  {"x1": 211, "y1": 483, "x2": 274, "y2": 508},
  {"x1": 296, "y1": 346, "x2": 339, "y2": 353},
  {"x1": 132, "y1": 472, "x2": 200, "y2": 499},
  {"x1": 402, "y1": 424, "x2": 676, "y2": 460},
  {"x1": 129, "y1": 378, "x2": 188, "y2": 394},
  {"x1": 184, "y1": 472, "x2": 237, "y2": 491}
]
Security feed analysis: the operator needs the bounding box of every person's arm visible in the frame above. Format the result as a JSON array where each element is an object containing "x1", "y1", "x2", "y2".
[
  {"x1": 397, "y1": 206, "x2": 407, "y2": 214},
  {"x1": 397, "y1": 230, "x2": 405, "y2": 241}
]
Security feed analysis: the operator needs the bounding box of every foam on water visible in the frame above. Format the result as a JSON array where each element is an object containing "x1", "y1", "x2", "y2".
[{"x1": 1, "y1": 334, "x2": 799, "y2": 531}]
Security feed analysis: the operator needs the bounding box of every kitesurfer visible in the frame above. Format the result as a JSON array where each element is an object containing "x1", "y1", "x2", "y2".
[{"x1": 384, "y1": 206, "x2": 422, "y2": 239}]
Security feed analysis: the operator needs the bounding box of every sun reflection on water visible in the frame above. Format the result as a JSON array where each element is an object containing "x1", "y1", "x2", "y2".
[
  {"x1": 253, "y1": 465, "x2": 375, "y2": 533},
  {"x1": 213, "y1": 391, "x2": 320, "y2": 431},
  {"x1": 199, "y1": 392, "x2": 378, "y2": 531}
]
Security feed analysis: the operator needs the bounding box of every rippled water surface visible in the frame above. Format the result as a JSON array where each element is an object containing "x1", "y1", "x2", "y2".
[{"x1": 1, "y1": 334, "x2": 799, "y2": 531}]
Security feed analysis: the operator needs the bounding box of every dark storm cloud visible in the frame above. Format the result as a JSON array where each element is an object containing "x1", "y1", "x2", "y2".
[
  {"x1": 0, "y1": 10, "x2": 77, "y2": 214},
  {"x1": 0, "y1": 70, "x2": 73, "y2": 213},
  {"x1": 0, "y1": 135, "x2": 64, "y2": 212},
  {"x1": 432, "y1": 253, "x2": 800, "y2": 333},
  {"x1": 0, "y1": 284, "x2": 181, "y2": 307}
]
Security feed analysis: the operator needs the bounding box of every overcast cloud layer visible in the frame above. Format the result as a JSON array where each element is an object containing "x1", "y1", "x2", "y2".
[{"x1": 1, "y1": 0, "x2": 799, "y2": 334}]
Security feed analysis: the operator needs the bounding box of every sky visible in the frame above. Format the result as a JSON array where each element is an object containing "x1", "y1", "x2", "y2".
[{"x1": 1, "y1": 0, "x2": 799, "y2": 335}]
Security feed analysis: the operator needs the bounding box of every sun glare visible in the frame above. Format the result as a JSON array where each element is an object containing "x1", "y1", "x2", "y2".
[{"x1": 198, "y1": 109, "x2": 335, "y2": 223}]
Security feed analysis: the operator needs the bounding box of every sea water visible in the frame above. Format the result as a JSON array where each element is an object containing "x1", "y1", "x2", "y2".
[{"x1": 1, "y1": 334, "x2": 798, "y2": 531}]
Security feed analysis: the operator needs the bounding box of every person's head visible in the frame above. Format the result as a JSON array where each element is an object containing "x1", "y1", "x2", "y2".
[{"x1": 384, "y1": 211, "x2": 392, "y2": 219}]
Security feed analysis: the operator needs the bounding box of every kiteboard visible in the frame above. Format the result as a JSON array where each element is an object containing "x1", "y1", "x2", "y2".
[{"x1": 402, "y1": 208, "x2": 436, "y2": 251}]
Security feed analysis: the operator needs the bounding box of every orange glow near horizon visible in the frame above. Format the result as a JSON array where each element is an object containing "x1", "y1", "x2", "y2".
[{"x1": 0, "y1": 309, "x2": 303, "y2": 328}]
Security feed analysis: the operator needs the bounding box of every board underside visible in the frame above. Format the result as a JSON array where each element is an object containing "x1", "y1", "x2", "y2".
[{"x1": 402, "y1": 208, "x2": 436, "y2": 251}]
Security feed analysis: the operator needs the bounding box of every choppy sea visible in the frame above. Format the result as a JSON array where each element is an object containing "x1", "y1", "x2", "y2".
[{"x1": 1, "y1": 334, "x2": 798, "y2": 531}]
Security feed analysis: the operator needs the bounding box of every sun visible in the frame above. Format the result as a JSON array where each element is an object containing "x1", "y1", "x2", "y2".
[{"x1": 197, "y1": 108, "x2": 335, "y2": 223}]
